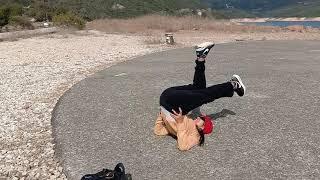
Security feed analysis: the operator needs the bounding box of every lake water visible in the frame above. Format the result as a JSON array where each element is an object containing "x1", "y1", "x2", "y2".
[{"x1": 242, "y1": 21, "x2": 320, "y2": 28}]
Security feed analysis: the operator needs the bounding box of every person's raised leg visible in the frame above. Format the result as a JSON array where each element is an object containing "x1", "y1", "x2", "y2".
[
  {"x1": 169, "y1": 42, "x2": 215, "y2": 91},
  {"x1": 160, "y1": 42, "x2": 216, "y2": 114},
  {"x1": 192, "y1": 42, "x2": 215, "y2": 89},
  {"x1": 168, "y1": 75, "x2": 246, "y2": 114},
  {"x1": 194, "y1": 74, "x2": 246, "y2": 104}
]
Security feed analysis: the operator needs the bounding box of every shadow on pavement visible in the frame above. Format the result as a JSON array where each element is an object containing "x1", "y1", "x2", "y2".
[{"x1": 208, "y1": 109, "x2": 236, "y2": 120}]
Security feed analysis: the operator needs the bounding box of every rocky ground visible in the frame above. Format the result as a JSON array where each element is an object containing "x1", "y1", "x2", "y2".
[{"x1": 1, "y1": 29, "x2": 320, "y2": 179}]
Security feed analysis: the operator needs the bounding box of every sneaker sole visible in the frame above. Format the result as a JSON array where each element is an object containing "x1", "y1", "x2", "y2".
[
  {"x1": 197, "y1": 42, "x2": 215, "y2": 48},
  {"x1": 196, "y1": 43, "x2": 215, "y2": 58},
  {"x1": 232, "y1": 74, "x2": 246, "y2": 96}
]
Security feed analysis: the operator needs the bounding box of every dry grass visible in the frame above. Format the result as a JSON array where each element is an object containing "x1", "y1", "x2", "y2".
[
  {"x1": 143, "y1": 37, "x2": 163, "y2": 44},
  {"x1": 87, "y1": 15, "x2": 282, "y2": 34}
]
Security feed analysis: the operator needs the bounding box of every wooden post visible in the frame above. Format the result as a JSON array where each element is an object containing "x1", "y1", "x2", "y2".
[{"x1": 165, "y1": 33, "x2": 174, "y2": 45}]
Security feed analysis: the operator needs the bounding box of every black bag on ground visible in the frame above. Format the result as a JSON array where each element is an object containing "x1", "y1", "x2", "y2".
[{"x1": 81, "y1": 163, "x2": 132, "y2": 180}]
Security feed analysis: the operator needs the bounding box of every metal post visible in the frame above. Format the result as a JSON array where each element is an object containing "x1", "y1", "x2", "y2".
[{"x1": 165, "y1": 33, "x2": 174, "y2": 45}]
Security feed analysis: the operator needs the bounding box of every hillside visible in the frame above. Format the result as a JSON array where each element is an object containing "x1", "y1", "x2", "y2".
[
  {"x1": 0, "y1": 0, "x2": 203, "y2": 20},
  {"x1": 1, "y1": 0, "x2": 320, "y2": 21},
  {"x1": 264, "y1": 1, "x2": 320, "y2": 17},
  {"x1": 202, "y1": 0, "x2": 293, "y2": 11},
  {"x1": 202, "y1": 0, "x2": 320, "y2": 17}
]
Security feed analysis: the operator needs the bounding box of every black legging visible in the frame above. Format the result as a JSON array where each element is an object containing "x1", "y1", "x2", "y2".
[{"x1": 160, "y1": 60, "x2": 234, "y2": 115}]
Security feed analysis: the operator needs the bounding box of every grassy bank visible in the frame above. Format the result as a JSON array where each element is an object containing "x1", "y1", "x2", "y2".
[{"x1": 87, "y1": 15, "x2": 281, "y2": 34}]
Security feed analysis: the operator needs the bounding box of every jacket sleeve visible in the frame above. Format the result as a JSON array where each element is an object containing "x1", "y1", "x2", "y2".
[
  {"x1": 176, "y1": 117, "x2": 200, "y2": 151},
  {"x1": 154, "y1": 113, "x2": 169, "y2": 136}
]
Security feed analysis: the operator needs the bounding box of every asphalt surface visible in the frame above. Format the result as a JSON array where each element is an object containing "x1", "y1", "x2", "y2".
[{"x1": 52, "y1": 40, "x2": 320, "y2": 180}]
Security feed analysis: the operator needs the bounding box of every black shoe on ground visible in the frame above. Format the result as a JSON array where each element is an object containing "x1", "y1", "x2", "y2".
[
  {"x1": 231, "y1": 74, "x2": 246, "y2": 97},
  {"x1": 195, "y1": 42, "x2": 215, "y2": 58},
  {"x1": 81, "y1": 163, "x2": 132, "y2": 180},
  {"x1": 81, "y1": 168, "x2": 114, "y2": 180}
]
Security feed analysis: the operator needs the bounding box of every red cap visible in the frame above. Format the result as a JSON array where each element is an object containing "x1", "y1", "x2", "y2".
[{"x1": 202, "y1": 115, "x2": 214, "y2": 134}]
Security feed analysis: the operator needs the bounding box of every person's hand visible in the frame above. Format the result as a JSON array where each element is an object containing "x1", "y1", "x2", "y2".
[
  {"x1": 172, "y1": 107, "x2": 184, "y2": 123},
  {"x1": 159, "y1": 111, "x2": 165, "y2": 119}
]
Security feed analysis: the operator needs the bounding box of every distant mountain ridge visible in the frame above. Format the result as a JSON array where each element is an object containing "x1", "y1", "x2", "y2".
[{"x1": 1, "y1": 0, "x2": 320, "y2": 19}]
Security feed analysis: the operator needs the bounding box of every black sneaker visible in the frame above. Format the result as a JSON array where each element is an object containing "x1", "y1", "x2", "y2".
[
  {"x1": 195, "y1": 42, "x2": 215, "y2": 58},
  {"x1": 81, "y1": 163, "x2": 132, "y2": 180},
  {"x1": 231, "y1": 74, "x2": 246, "y2": 97},
  {"x1": 81, "y1": 168, "x2": 114, "y2": 180}
]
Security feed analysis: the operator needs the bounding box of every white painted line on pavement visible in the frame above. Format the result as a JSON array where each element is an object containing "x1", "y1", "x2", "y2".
[
  {"x1": 309, "y1": 50, "x2": 320, "y2": 52},
  {"x1": 114, "y1": 73, "x2": 127, "y2": 77}
]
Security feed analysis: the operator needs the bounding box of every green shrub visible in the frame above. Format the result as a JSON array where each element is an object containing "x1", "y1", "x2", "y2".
[
  {"x1": 9, "y1": 16, "x2": 34, "y2": 29},
  {"x1": 25, "y1": 6, "x2": 53, "y2": 21},
  {"x1": 0, "y1": 4, "x2": 24, "y2": 29},
  {"x1": 7, "y1": 3, "x2": 23, "y2": 16},
  {"x1": 53, "y1": 6, "x2": 69, "y2": 16},
  {"x1": 24, "y1": 1, "x2": 56, "y2": 22},
  {"x1": 53, "y1": 12, "x2": 85, "y2": 29},
  {"x1": 0, "y1": 6, "x2": 10, "y2": 28}
]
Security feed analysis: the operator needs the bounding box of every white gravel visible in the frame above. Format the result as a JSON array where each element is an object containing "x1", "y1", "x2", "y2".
[
  {"x1": 0, "y1": 31, "x2": 173, "y2": 179},
  {"x1": 1, "y1": 29, "x2": 320, "y2": 179}
]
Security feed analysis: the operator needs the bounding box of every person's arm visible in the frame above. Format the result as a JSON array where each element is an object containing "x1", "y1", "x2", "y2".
[
  {"x1": 154, "y1": 112, "x2": 169, "y2": 136},
  {"x1": 172, "y1": 108, "x2": 200, "y2": 151}
]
